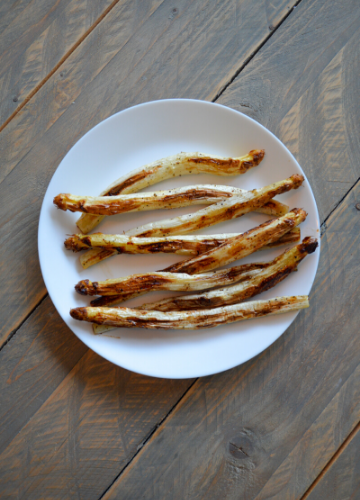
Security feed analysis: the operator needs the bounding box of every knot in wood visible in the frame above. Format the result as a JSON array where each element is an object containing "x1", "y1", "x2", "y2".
[{"x1": 228, "y1": 436, "x2": 253, "y2": 460}]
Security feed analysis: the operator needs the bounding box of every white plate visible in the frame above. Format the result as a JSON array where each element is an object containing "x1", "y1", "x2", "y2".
[{"x1": 38, "y1": 99, "x2": 320, "y2": 379}]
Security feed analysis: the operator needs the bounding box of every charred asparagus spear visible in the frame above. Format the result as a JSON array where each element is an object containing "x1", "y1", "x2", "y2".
[
  {"x1": 77, "y1": 149, "x2": 265, "y2": 233},
  {"x1": 90, "y1": 209, "x2": 306, "y2": 308},
  {"x1": 79, "y1": 237, "x2": 316, "y2": 298},
  {"x1": 78, "y1": 174, "x2": 303, "y2": 268},
  {"x1": 140, "y1": 237, "x2": 318, "y2": 311},
  {"x1": 70, "y1": 296, "x2": 309, "y2": 330},
  {"x1": 92, "y1": 237, "x2": 316, "y2": 334}
]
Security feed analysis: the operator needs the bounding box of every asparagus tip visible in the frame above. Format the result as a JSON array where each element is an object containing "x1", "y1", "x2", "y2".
[
  {"x1": 75, "y1": 280, "x2": 91, "y2": 295},
  {"x1": 70, "y1": 307, "x2": 87, "y2": 320}
]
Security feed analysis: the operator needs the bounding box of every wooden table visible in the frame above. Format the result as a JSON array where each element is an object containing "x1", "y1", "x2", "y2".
[{"x1": 1, "y1": 0, "x2": 359, "y2": 498}]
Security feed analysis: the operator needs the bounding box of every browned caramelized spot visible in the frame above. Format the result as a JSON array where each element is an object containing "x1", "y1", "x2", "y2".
[
  {"x1": 189, "y1": 157, "x2": 240, "y2": 166},
  {"x1": 94, "y1": 249, "x2": 116, "y2": 260},
  {"x1": 53, "y1": 194, "x2": 68, "y2": 210},
  {"x1": 135, "y1": 230, "x2": 157, "y2": 237},
  {"x1": 298, "y1": 236, "x2": 318, "y2": 254},
  {"x1": 91, "y1": 295, "x2": 124, "y2": 307},
  {"x1": 267, "y1": 229, "x2": 300, "y2": 247},
  {"x1": 70, "y1": 307, "x2": 87, "y2": 320},
  {"x1": 249, "y1": 149, "x2": 265, "y2": 165},
  {"x1": 289, "y1": 174, "x2": 305, "y2": 189},
  {"x1": 162, "y1": 188, "x2": 232, "y2": 203},
  {"x1": 64, "y1": 235, "x2": 81, "y2": 251},
  {"x1": 187, "y1": 150, "x2": 265, "y2": 173},
  {"x1": 135, "y1": 240, "x2": 219, "y2": 254},
  {"x1": 82, "y1": 237, "x2": 92, "y2": 247},
  {"x1": 75, "y1": 279, "x2": 91, "y2": 295},
  {"x1": 105, "y1": 168, "x2": 161, "y2": 196},
  {"x1": 99, "y1": 275, "x2": 173, "y2": 296}
]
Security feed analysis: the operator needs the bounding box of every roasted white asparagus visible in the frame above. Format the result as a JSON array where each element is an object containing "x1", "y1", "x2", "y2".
[
  {"x1": 165, "y1": 208, "x2": 307, "y2": 275},
  {"x1": 54, "y1": 184, "x2": 242, "y2": 214},
  {"x1": 66, "y1": 227, "x2": 300, "y2": 254},
  {"x1": 76, "y1": 149, "x2": 265, "y2": 233},
  {"x1": 92, "y1": 237, "x2": 316, "y2": 334},
  {"x1": 78, "y1": 174, "x2": 302, "y2": 268},
  {"x1": 90, "y1": 209, "x2": 306, "y2": 308},
  {"x1": 79, "y1": 228, "x2": 300, "y2": 269},
  {"x1": 76, "y1": 264, "x2": 265, "y2": 297},
  {"x1": 140, "y1": 237, "x2": 318, "y2": 310},
  {"x1": 123, "y1": 199, "x2": 287, "y2": 238},
  {"x1": 84, "y1": 237, "x2": 316, "y2": 297},
  {"x1": 70, "y1": 296, "x2": 309, "y2": 330},
  {"x1": 55, "y1": 174, "x2": 300, "y2": 216}
]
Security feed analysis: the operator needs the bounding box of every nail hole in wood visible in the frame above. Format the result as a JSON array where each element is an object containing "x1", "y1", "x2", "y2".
[
  {"x1": 12, "y1": 96, "x2": 18, "y2": 103},
  {"x1": 356, "y1": 203, "x2": 360, "y2": 211}
]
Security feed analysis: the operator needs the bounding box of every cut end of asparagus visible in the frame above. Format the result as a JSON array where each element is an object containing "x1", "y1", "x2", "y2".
[
  {"x1": 54, "y1": 194, "x2": 68, "y2": 211},
  {"x1": 239, "y1": 149, "x2": 265, "y2": 171},
  {"x1": 289, "y1": 174, "x2": 305, "y2": 189},
  {"x1": 298, "y1": 236, "x2": 318, "y2": 255},
  {"x1": 75, "y1": 280, "x2": 92, "y2": 295}
]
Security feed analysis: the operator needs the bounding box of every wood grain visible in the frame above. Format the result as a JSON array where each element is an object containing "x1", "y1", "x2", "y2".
[
  {"x1": 100, "y1": 178, "x2": 360, "y2": 498},
  {"x1": 305, "y1": 426, "x2": 360, "y2": 500},
  {"x1": 0, "y1": 0, "x2": 298, "y2": 346},
  {"x1": 0, "y1": 296, "x2": 87, "y2": 455},
  {"x1": 256, "y1": 362, "x2": 360, "y2": 499},
  {"x1": 219, "y1": 0, "x2": 360, "y2": 223},
  {"x1": 0, "y1": 297, "x2": 193, "y2": 499},
  {"x1": 0, "y1": 0, "x2": 115, "y2": 128}
]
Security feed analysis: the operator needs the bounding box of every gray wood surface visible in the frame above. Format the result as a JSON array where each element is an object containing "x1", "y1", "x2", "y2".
[
  {"x1": 306, "y1": 426, "x2": 360, "y2": 500},
  {"x1": 0, "y1": 298, "x2": 193, "y2": 499},
  {"x1": 102, "y1": 179, "x2": 360, "y2": 500},
  {"x1": 0, "y1": 0, "x2": 298, "y2": 347},
  {"x1": 0, "y1": 0, "x2": 114, "y2": 128}
]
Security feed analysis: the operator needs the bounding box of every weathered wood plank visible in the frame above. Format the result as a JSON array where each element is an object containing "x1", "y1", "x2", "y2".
[
  {"x1": 0, "y1": 297, "x2": 193, "y2": 499},
  {"x1": 255, "y1": 362, "x2": 360, "y2": 499},
  {"x1": 0, "y1": 296, "x2": 87, "y2": 455},
  {"x1": 305, "y1": 426, "x2": 360, "y2": 500},
  {"x1": 99, "y1": 180, "x2": 360, "y2": 497},
  {"x1": 0, "y1": 0, "x2": 115, "y2": 128},
  {"x1": 219, "y1": 0, "x2": 360, "y2": 223},
  {"x1": 0, "y1": 0, "x2": 298, "y2": 346}
]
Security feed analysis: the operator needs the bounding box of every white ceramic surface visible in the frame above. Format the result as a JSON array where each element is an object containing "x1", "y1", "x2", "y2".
[{"x1": 38, "y1": 99, "x2": 320, "y2": 379}]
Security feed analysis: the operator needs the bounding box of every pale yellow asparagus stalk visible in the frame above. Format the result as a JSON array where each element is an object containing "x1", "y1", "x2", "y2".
[
  {"x1": 70, "y1": 296, "x2": 309, "y2": 331},
  {"x1": 79, "y1": 174, "x2": 302, "y2": 269},
  {"x1": 77, "y1": 149, "x2": 265, "y2": 233},
  {"x1": 90, "y1": 209, "x2": 306, "y2": 310}
]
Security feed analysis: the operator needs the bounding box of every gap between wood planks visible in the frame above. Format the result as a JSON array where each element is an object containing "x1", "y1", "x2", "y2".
[
  {"x1": 4, "y1": 0, "x2": 360, "y2": 495},
  {"x1": 0, "y1": 0, "x2": 122, "y2": 136},
  {"x1": 212, "y1": 0, "x2": 303, "y2": 102},
  {"x1": 320, "y1": 177, "x2": 360, "y2": 236},
  {"x1": 300, "y1": 419, "x2": 360, "y2": 500},
  {"x1": 98, "y1": 378, "x2": 198, "y2": 500}
]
